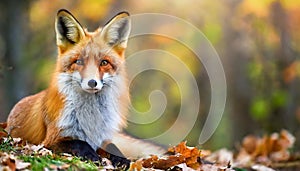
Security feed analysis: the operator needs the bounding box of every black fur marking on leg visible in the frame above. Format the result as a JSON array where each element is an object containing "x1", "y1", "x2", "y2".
[{"x1": 50, "y1": 139, "x2": 100, "y2": 161}]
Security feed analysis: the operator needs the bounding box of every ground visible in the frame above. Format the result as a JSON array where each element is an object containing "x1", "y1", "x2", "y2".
[{"x1": 0, "y1": 123, "x2": 299, "y2": 171}]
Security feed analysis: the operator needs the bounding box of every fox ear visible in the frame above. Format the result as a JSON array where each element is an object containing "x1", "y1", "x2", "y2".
[
  {"x1": 55, "y1": 9, "x2": 85, "y2": 53},
  {"x1": 101, "y1": 12, "x2": 131, "y2": 54}
]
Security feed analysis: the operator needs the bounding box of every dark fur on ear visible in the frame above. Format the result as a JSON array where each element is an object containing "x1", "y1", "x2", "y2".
[
  {"x1": 55, "y1": 9, "x2": 85, "y2": 53},
  {"x1": 101, "y1": 12, "x2": 131, "y2": 49}
]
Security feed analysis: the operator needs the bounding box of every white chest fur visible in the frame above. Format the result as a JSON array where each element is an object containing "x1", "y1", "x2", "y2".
[{"x1": 56, "y1": 72, "x2": 126, "y2": 150}]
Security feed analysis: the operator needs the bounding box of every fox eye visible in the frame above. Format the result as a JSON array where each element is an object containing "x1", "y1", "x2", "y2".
[
  {"x1": 75, "y1": 59, "x2": 84, "y2": 65},
  {"x1": 100, "y1": 60, "x2": 109, "y2": 66}
]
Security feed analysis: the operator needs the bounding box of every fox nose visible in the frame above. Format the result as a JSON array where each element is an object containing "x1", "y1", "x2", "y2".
[{"x1": 88, "y1": 79, "x2": 97, "y2": 88}]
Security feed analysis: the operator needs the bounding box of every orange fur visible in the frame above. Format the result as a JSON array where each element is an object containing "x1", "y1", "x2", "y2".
[
  {"x1": 7, "y1": 82, "x2": 65, "y2": 146},
  {"x1": 6, "y1": 9, "x2": 165, "y2": 158},
  {"x1": 7, "y1": 91, "x2": 47, "y2": 144}
]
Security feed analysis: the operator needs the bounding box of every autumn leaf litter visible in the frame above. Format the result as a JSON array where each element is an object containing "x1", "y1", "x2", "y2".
[{"x1": 0, "y1": 123, "x2": 298, "y2": 171}]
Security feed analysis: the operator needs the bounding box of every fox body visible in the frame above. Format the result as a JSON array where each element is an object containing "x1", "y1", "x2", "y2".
[{"x1": 7, "y1": 9, "x2": 164, "y2": 159}]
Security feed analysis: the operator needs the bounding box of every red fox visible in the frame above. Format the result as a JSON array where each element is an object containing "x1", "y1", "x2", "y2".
[{"x1": 6, "y1": 9, "x2": 164, "y2": 164}]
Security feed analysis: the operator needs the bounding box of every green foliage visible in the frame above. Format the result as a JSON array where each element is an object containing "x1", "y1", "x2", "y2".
[
  {"x1": 248, "y1": 61, "x2": 263, "y2": 81},
  {"x1": 0, "y1": 132, "x2": 16, "y2": 153},
  {"x1": 250, "y1": 97, "x2": 270, "y2": 120},
  {"x1": 249, "y1": 89, "x2": 288, "y2": 121},
  {"x1": 271, "y1": 90, "x2": 287, "y2": 108},
  {"x1": 19, "y1": 155, "x2": 62, "y2": 171},
  {"x1": 19, "y1": 155, "x2": 99, "y2": 171},
  {"x1": 203, "y1": 22, "x2": 222, "y2": 45},
  {"x1": 233, "y1": 167, "x2": 248, "y2": 171}
]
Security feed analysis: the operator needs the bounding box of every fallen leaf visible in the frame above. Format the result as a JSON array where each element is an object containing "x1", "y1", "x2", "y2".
[
  {"x1": 15, "y1": 159, "x2": 30, "y2": 170},
  {"x1": 2, "y1": 155, "x2": 16, "y2": 171},
  {"x1": 0, "y1": 122, "x2": 7, "y2": 129},
  {"x1": 168, "y1": 141, "x2": 202, "y2": 169},
  {"x1": 252, "y1": 164, "x2": 275, "y2": 171},
  {"x1": 205, "y1": 148, "x2": 233, "y2": 165},
  {"x1": 236, "y1": 129, "x2": 296, "y2": 165}
]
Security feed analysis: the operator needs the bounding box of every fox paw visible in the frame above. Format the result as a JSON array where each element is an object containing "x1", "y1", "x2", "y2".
[
  {"x1": 109, "y1": 153, "x2": 131, "y2": 170},
  {"x1": 97, "y1": 143, "x2": 131, "y2": 170}
]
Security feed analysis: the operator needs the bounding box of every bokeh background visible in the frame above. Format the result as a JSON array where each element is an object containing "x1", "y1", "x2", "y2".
[{"x1": 0, "y1": 0, "x2": 300, "y2": 150}]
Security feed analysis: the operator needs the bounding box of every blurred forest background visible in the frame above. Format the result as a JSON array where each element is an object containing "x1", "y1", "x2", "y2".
[{"x1": 0, "y1": 0, "x2": 300, "y2": 151}]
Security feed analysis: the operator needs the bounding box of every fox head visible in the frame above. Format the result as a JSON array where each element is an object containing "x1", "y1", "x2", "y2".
[{"x1": 54, "y1": 9, "x2": 131, "y2": 94}]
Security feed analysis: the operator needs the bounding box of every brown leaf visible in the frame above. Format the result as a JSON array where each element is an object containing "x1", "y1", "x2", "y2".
[
  {"x1": 2, "y1": 156, "x2": 16, "y2": 171},
  {"x1": 0, "y1": 122, "x2": 8, "y2": 139},
  {"x1": 242, "y1": 135, "x2": 258, "y2": 154},
  {"x1": 169, "y1": 141, "x2": 202, "y2": 169},
  {"x1": 129, "y1": 159, "x2": 143, "y2": 171},
  {"x1": 142, "y1": 155, "x2": 185, "y2": 170},
  {"x1": 140, "y1": 142, "x2": 203, "y2": 170},
  {"x1": 283, "y1": 61, "x2": 300, "y2": 83},
  {"x1": 237, "y1": 129, "x2": 296, "y2": 165},
  {"x1": 0, "y1": 132, "x2": 8, "y2": 139},
  {"x1": 0, "y1": 122, "x2": 7, "y2": 130}
]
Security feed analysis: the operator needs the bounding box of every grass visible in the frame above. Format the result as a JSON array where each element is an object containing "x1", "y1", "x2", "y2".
[
  {"x1": 19, "y1": 155, "x2": 100, "y2": 171},
  {"x1": 0, "y1": 131, "x2": 16, "y2": 153},
  {"x1": 0, "y1": 129, "x2": 103, "y2": 171}
]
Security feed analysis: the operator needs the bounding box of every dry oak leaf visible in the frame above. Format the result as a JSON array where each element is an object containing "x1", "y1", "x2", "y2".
[
  {"x1": 236, "y1": 129, "x2": 295, "y2": 165},
  {"x1": 138, "y1": 141, "x2": 202, "y2": 170},
  {"x1": 168, "y1": 141, "x2": 202, "y2": 169},
  {"x1": 141, "y1": 154, "x2": 185, "y2": 170}
]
